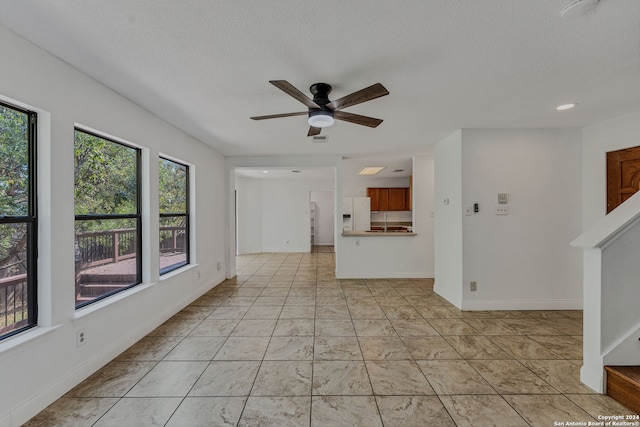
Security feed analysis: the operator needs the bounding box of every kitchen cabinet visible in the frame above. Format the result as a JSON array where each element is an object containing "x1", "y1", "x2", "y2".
[
  {"x1": 368, "y1": 188, "x2": 388, "y2": 211},
  {"x1": 367, "y1": 187, "x2": 410, "y2": 211},
  {"x1": 388, "y1": 188, "x2": 407, "y2": 211}
]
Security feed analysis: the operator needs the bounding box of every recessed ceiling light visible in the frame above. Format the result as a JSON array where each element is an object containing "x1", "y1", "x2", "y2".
[
  {"x1": 556, "y1": 103, "x2": 577, "y2": 111},
  {"x1": 358, "y1": 166, "x2": 386, "y2": 176},
  {"x1": 262, "y1": 170, "x2": 269, "y2": 174}
]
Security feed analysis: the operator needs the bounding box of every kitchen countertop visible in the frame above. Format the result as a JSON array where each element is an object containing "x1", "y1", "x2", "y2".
[{"x1": 342, "y1": 230, "x2": 417, "y2": 237}]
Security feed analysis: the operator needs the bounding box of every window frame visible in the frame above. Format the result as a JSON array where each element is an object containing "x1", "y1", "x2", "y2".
[
  {"x1": 159, "y1": 156, "x2": 190, "y2": 275},
  {"x1": 0, "y1": 101, "x2": 37, "y2": 340},
  {"x1": 74, "y1": 128, "x2": 142, "y2": 309}
]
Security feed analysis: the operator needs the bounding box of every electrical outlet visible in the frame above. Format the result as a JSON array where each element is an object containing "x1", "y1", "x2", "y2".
[
  {"x1": 197, "y1": 272, "x2": 201, "y2": 280},
  {"x1": 495, "y1": 206, "x2": 509, "y2": 215},
  {"x1": 470, "y1": 281, "x2": 477, "y2": 291},
  {"x1": 76, "y1": 329, "x2": 86, "y2": 347}
]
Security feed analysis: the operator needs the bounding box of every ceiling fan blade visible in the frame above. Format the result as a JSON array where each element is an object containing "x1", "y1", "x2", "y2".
[
  {"x1": 250, "y1": 111, "x2": 308, "y2": 120},
  {"x1": 326, "y1": 83, "x2": 389, "y2": 111},
  {"x1": 333, "y1": 111, "x2": 383, "y2": 128},
  {"x1": 308, "y1": 126, "x2": 321, "y2": 137},
  {"x1": 270, "y1": 80, "x2": 321, "y2": 108},
  {"x1": 307, "y1": 126, "x2": 322, "y2": 136}
]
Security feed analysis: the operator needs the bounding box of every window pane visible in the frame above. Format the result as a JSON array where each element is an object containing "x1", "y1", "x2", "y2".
[
  {"x1": 1, "y1": 102, "x2": 35, "y2": 340},
  {"x1": 0, "y1": 223, "x2": 31, "y2": 336},
  {"x1": 75, "y1": 218, "x2": 139, "y2": 307},
  {"x1": 160, "y1": 216, "x2": 188, "y2": 273},
  {"x1": 0, "y1": 104, "x2": 29, "y2": 216},
  {"x1": 159, "y1": 158, "x2": 187, "y2": 214},
  {"x1": 74, "y1": 130, "x2": 138, "y2": 216}
]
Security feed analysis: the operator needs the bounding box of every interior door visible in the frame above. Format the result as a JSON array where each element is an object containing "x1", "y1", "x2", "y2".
[{"x1": 607, "y1": 146, "x2": 640, "y2": 213}]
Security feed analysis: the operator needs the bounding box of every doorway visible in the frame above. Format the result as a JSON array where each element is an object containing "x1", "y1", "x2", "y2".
[{"x1": 310, "y1": 190, "x2": 335, "y2": 250}]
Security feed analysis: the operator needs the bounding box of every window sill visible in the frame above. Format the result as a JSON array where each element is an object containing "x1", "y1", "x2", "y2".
[
  {"x1": 0, "y1": 324, "x2": 62, "y2": 356},
  {"x1": 72, "y1": 282, "x2": 154, "y2": 322}
]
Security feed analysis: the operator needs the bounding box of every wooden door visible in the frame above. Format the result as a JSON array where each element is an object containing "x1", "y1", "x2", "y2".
[
  {"x1": 607, "y1": 146, "x2": 640, "y2": 213},
  {"x1": 388, "y1": 188, "x2": 406, "y2": 211}
]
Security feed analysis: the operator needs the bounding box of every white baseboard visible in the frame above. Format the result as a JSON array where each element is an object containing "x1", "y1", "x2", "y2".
[
  {"x1": 581, "y1": 365, "x2": 604, "y2": 393},
  {"x1": 462, "y1": 299, "x2": 582, "y2": 311},
  {"x1": 6, "y1": 277, "x2": 222, "y2": 427}
]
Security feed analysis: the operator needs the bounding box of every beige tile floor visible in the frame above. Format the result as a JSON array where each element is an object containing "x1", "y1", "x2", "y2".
[{"x1": 25, "y1": 250, "x2": 633, "y2": 426}]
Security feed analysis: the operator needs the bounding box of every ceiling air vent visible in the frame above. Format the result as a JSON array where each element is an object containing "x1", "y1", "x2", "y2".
[
  {"x1": 392, "y1": 169, "x2": 405, "y2": 173},
  {"x1": 312, "y1": 135, "x2": 328, "y2": 143}
]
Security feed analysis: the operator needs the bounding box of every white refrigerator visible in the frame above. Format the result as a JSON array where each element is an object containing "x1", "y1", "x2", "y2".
[{"x1": 343, "y1": 197, "x2": 371, "y2": 231}]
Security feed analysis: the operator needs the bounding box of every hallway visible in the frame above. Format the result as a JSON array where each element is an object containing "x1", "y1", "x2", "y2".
[{"x1": 26, "y1": 251, "x2": 630, "y2": 426}]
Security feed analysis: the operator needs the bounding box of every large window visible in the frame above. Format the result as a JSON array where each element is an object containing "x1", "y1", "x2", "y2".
[
  {"x1": 0, "y1": 102, "x2": 37, "y2": 340},
  {"x1": 74, "y1": 129, "x2": 141, "y2": 308},
  {"x1": 159, "y1": 157, "x2": 189, "y2": 274}
]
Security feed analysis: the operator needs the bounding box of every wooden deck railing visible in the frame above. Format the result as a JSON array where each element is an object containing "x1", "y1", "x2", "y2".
[
  {"x1": 0, "y1": 274, "x2": 28, "y2": 333},
  {"x1": 2, "y1": 227, "x2": 187, "y2": 331},
  {"x1": 77, "y1": 226, "x2": 186, "y2": 269},
  {"x1": 76, "y1": 228, "x2": 138, "y2": 269}
]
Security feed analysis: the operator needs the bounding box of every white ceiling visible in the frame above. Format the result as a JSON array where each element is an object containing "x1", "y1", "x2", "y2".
[{"x1": 1, "y1": 0, "x2": 639, "y2": 160}]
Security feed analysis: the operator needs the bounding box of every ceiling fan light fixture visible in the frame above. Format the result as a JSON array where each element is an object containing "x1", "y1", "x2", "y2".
[{"x1": 308, "y1": 110, "x2": 335, "y2": 128}]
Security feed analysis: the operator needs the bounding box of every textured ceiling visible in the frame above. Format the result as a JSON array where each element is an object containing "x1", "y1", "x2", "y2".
[{"x1": 1, "y1": 0, "x2": 639, "y2": 159}]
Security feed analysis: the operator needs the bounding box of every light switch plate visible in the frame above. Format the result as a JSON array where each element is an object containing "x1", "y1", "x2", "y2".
[
  {"x1": 498, "y1": 193, "x2": 509, "y2": 204},
  {"x1": 464, "y1": 206, "x2": 473, "y2": 216}
]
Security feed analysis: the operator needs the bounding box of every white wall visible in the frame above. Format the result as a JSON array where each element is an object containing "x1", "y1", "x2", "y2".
[
  {"x1": 311, "y1": 190, "x2": 335, "y2": 245},
  {"x1": 232, "y1": 174, "x2": 335, "y2": 254},
  {"x1": 261, "y1": 179, "x2": 333, "y2": 252},
  {"x1": 434, "y1": 130, "x2": 464, "y2": 308},
  {"x1": 336, "y1": 155, "x2": 435, "y2": 279},
  {"x1": 235, "y1": 177, "x2": 263, "y2": 254},
  {"x1": 0, "y1": 25, "x2": 226, "y2": 426},
  {"x1": 461, "y1": 129, "x2": 583, "y2": 310},
  {"x1": 582, "y1": 110, "x2": 640, "y2": 230}
]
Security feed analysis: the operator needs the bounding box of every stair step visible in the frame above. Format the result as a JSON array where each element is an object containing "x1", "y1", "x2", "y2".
[{"x1": 605, "y1": 366, "x2": 640, "y2": 415}]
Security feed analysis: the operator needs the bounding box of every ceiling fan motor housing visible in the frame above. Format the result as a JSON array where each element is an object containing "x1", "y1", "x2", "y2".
[
  {"x1": 308, "y1": 83, "x2": 334, "y2": 123},
  {"x1": 309, "y1": 83, "x2": 332, "y2": 106}
]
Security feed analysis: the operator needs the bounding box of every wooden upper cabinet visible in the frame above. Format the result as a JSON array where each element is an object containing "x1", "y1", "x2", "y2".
[
  {"x1": 367, "y1": 187, "x2": 410, "y2": 211},
  {"x1": 367, "y1": 187, "x2": 389, "y2": 211},
  {"x1": 409, "y1": 175, "x2": 412, "y2": 211},
  {"x1": 366, "y1": 187, "x2": 377, "y2": 210},
  {"x1": 388, "y1": 188, "x2": 406, "y2": 211}
]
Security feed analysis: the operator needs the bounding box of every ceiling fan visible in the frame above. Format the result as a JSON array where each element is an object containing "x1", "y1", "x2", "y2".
[{"x1": 250, "y1": 80, "x2": 389, "y2": 136}]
